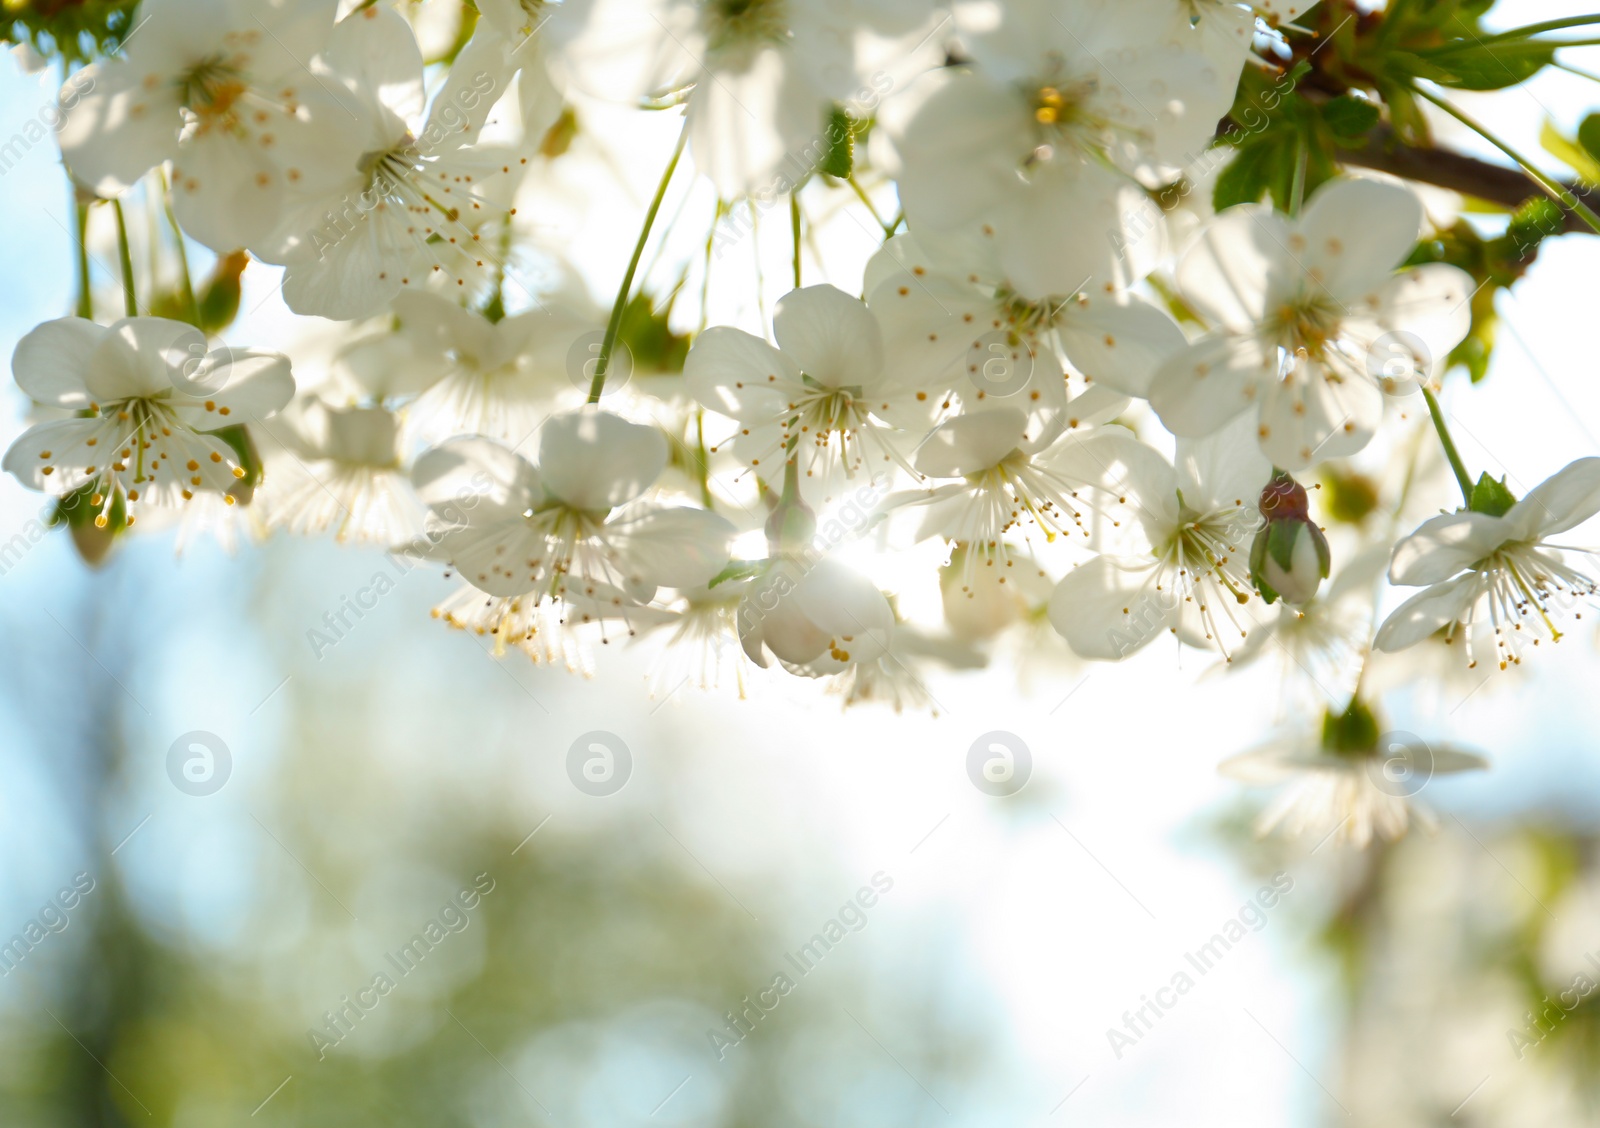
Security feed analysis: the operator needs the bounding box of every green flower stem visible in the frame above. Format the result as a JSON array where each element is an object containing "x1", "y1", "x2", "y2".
[
  {"x1": 698, "y1": 200, "x2": 721, "y2": 334},
  {"x1": 111, "y1": 198, "x2": 138, "y2": 317},
  {"x1": 587, "y1": 120, "x2": 689, "y2": 403},
  {"x1": 73, "y1": 194, "x2": 93, "y2": 320},
  {"x1": 1414, "y1": 86, "x2": 1600, "y2": 235},
  {"x1": 158, "y1": 170, "x2": 199, "y2": 326},
  {"x1": 1420, "y1": 384, "x2": 1475, "y2": 507},
  {"x1": 845, "y1": 174, "x2": 891, "y2": 234},
  {"x1": 790, "y1": 191, "x2": 802, "y2": 289},
  {"x1": 694, "y1": 411, "x2": 714, "y2": 509}
]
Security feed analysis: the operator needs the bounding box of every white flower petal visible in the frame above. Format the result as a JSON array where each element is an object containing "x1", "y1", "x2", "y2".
[
  {"x1": 898, "y1": 73, "x2": 1031, "y2": 232},
  {"x1": 1055, "y1": 292, "x2": 1187, "y2": 399},
  {"x1": 914, "y1": 409, "x2": 1026, "y2": 478},
  {"x1": 684, "y1": 327, "x2": 798, "y2": 420},
  {"x1": 324, "y1": 4, "x2": 426, "y2": 123},
  {"x1": 91, "y1": 318, "x2": 205, "y2": 401},
  {"x1": 792, "y1": 560, "x2": 895, "y2": 664},
  {"x1": 1254, "y1": 357, "x2": 1382, "y2": 470},
  {"x1": 772, "y1": 285, "x2": 884, "y2": 390},
  {"x1": 1389, "y1": 512, "x2": 1507, "y2": 585},
  {"x1": 996, "y1": 164, "x2": 1162, "y2": 297},
  {"x1": 179, "y1": 348, "x2": 296, "y2": 419},
  {"x1": 537, "y1": 410, "x2": 666, "y2": 511},
  {"x1": 170, "y1": 133, "x2": 286, "y2": 252},
  {"x1": 1175, "y1": 202, "x2": 1287, "y2": 331},
  {"x1": 685, "y1": 46, "x2": 789, "y2": 197},
  {"x1": 394, "y1": 290, "x2": 498, "y2": 366},
  {"x1": 423, "y1": 24, "x2": 513, "y2": 145},
  {"x1": 1296, "y1": 178, "x2": 1423, "y2": 303},
  {"x1": 1367, "y1": 263, "x2": 1474, "y2": 367},
  {"x1": 1176, "y1": 413, "x2": 1271, "y2": 513},
  {"x1": 1506, "y1": 457, "x2": 1600, "y2": 541},
  {"x1": 3, "y1": 418, "x2": 108, "y2": 493},
  {"x1": 1373, "y1": 573, "x2": 1480, "y2": 651},
  {"x1": 411, "y1": 434, "x2": 540, "y2": 524},
  {"x1": 1148, "y1": 333, "x2": 1271, "y2": 438},
  {"x1": 1048, "y1": 555, "x2": 1174, "y2": 661},
  {"x1": 56, "y1": 66, "x2": 181, "y2": 194},
  {"x1": 608, "y1": 506, "x2": 736, "y2": 591},
  {"x1": 12, "y1": 318, "x2": 109, "y2": 408},
  {"x1": 280, "y1": 216, "x2": 408, "y2": 322}
]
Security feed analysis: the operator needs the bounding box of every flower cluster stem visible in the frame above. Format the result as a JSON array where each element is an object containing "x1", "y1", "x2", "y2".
[
  {"x1": 1420, "y1": 384, "x2": 1475, "y2": 507},
  {"x1": 1480, "y1": 13, "x2": 1600, "y2": 42},
  {"x1": 1414, "y1": 86, "x2": 1600, "y2": 235},
  {"x1": 73, "y1": 194, "x2": 93, "y2": 321},
  {"x1": 790, "y1": 192, "x2": 802, "y2": 289},
  {"x1": 111, "y1": 199, "x2": 138, "y2": 317},
  {"x1": 587, "y1": 120, "x2": 689, "y2": 403}
]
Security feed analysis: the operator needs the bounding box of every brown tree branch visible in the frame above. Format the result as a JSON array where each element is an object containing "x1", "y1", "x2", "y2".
[{"x1": 1338, "y1": 124, "x2": 1600, "y2": 234}]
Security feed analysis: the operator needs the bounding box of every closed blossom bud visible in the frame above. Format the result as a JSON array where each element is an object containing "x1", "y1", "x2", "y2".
[
  {"x1": 1250, "y1": 472, "x2": 1330, "y2": 606},
  {"x1": 196, "y1": 250, "x2": 248, "y2": 335},
  {"x1": 765, "y1": 491, "x2": 816, "y2": 554}
]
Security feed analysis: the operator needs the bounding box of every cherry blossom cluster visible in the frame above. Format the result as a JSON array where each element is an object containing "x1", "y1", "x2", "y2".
[{"x1": 8, "y1": 0, "x2": 1600, "y2": 846}]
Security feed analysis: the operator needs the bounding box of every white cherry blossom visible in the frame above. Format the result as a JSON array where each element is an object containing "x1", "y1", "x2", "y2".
[
  {"x1": 738, "y1": 557, "x2": 895, "y2": 676},
  {"x1": 891, "y1": 0, "x2": 1245, "y2": 295},
  {"x1": 57, "y1": 0, "x2": 341, "y2": 251},
  {"x1": 1047, "y1": 415, "x2": 1270, "y2": 661},
  {"x1": 897, "y1": 410, "x2": 1153, "y2": 583},
  {"x1": 1375, "y1": 459, "x2": 1600, "y2": 669},
  {"x1": 3, "y1": 317, "x2": 294, "y2": 524},
  {"x1": 558, "y1": 0, "x2": 923, "y2": 196},
  {"x1": 1140, "y1": 178, "x2": 1474, "y2": 470},
  {"x1": 255, "y1": 398, "x2": 428, "y2": 543},
  {"x1": 411, "y1": 409, "x2": 735, "y2": 614},
  {"x1": 863, "y1": 231, "x2": 1185, "y2": 445},
  {"x1": 389, "y1": 290, "x2": 599, "y2": 445},
  {"x1": 253, "y1": 6, "x2": 525, "y2": 321},
  {"x1": 1222, "y1": 707, "x2": 1486, "y2": 848},
  {"x1": 686, "y1": 284, "x2": 915, "y2": 483}
]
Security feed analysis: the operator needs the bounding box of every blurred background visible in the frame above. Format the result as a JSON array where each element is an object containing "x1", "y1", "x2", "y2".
[{"x1": 6, "y1": 2, "x2": 1600, "y2": 1125}]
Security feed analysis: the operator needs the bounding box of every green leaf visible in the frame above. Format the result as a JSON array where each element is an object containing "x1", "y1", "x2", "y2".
[
  {"x1": 1322, "y1": 93, "x2": 1380, "y2": 138},
  {"x1": 1469, "y1": 472, "x2": 1517, "y2": 516},
  {"x1": 1579, "y1": 112, "x2": 1600, "y2": 170},
  {"x1": 618, "y1": 292, "x2": 690, "y2": 375},
  {"x1": 1507, "y1": 196, "x2": 1565, "y2": 248},
  {"x1": 1415, "y1": 39, "x2": 1556, "y2": 90},
  {"x1": 5, "y1": 0, "x2": 140, "y2": 64},
  {"x1": 1212, "y1": 140, "x2": 1279, "y2": 210},
  {"x1": 1541, "y1": 118, "x2": 1600, "y2": 184}
]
